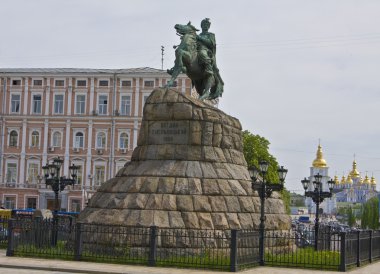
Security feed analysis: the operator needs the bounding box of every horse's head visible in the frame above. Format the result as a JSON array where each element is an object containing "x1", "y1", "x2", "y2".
[{"x1": 174, "y1": 21, "x2": 199, "y2": 36}]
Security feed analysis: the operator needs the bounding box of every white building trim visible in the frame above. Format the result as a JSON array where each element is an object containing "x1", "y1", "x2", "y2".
[{"x1": 23, "y1": 77, "x2": 29, "y2": 115}]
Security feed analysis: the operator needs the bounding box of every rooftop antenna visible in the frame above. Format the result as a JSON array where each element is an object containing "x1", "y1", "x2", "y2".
[{"x1": 161, "y1": 46, "x2": 165, "y2": 70}]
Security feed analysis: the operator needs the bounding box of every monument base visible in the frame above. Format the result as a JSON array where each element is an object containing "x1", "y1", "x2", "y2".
[{"x1": 79, "y1": 88, "x2": 290, "y2": 231}]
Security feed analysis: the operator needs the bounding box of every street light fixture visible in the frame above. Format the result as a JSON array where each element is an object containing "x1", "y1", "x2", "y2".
[
  {"x1": 301, "y1": 173, "x2": 335, "y2": 250},
  {"x1": 248, "y1": 161, "x2": 288, "y2": 266},
  {"x1": 42, "y1": 157, "x2": 79, "y2": 245}
]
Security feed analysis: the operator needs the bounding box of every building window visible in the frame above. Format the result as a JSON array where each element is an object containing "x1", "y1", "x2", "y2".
[
  {"x1": 94, "y1": 166, "x2": 105, "y2": 186},
  {"x1": 33, "y1": 80, "x2": 43, "y2": 86},
  {"x1": 119, "y1": 132, "x2": 129, "y2": 149},
  {"x1": 9, "y1": 130, "x2": 18, "y2": 147},
  {"x1": 96, "y1": 132, "x2": 106, "y2": 149},
  {"x1": 32, "y1": 94, "x2": 42, "y2": 114},
  {"x1": 98, "y1": 95, "x2": 108, "y2": 115},
  {"x1": 12, "y1": 80, "x2": 21, "y2": 86},
  {"x1": 77, "y1": 80, "x2": 87, "y2": 87},
  {"x1": 75, "y1": 94, "x2": 86, "y2": 114},
  {"x1": 52, "y1": 131, "x2": 62, "y2": 147},
  {"x1": 121, "y1": 80, "x2": 131, "y2": 87},
  {"x1": 99, "y1": 80, "x2": 109, "y2": 87},
  {"x1": 71, "y1": 199, "x2": 81, "y2": 212},
  {"x1": 120, "y1": 95, "x2": 131, "y2": 116},
  {"x1": 6, "y1": 163, "x2": 17, "y2": 184},
  {"x1": 55, "y1": 80, "x2": 65, "y2": 87},
  {"x1": 4, "y1": 197, "x2": 16, "y2": 209},
  {"x1": 144, "y1": 80, "x2": 154, "y2": 87},
  {"x1": 75, "y1": 165, "x2": 83, "y2": 186},
  {"x1": 31, "y1": 131, "x2": 40, "y2": 147},
  {"x1": 26, "y1": 197, "x2": 37, "y2": 209},
  {"x1": 11, "y1": 94, "x2": 20, "y2": 113},
  {"x1": 54, "y1": 94, "x2": 64, "y2": 114},
  {"x1": 74, "y1": 132, "x2": 84, "y2": 148},
  {"x1": 27, "y1": 163, "x2": 39, "y2": 184}
]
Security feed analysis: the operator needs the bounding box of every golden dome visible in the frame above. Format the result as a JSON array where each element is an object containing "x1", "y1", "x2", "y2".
[
  {"x1": 350, "y1": 160, "x2": 360, "y2": 178},
  {"x1": 371, "y1": 176, "x2": 376, "y2": 185},
  {"x1": 359, "y1": 176, "x2": 364, "y2": 184},
  {"x1": 334, "y1": 175, "x2": 340, "y2": 185},
  {"x1": 364, "y1": 175, "x2": 370, "y2": 184},
  {"x1": 341, "y1": 175, "x2": 346, "y2": 184},
  {"x1": 312, "y1": 145, "x2": 327, "y2": 168},
  {"x1": 346, "y1": 174, "x2": 353, "y2": 184}
]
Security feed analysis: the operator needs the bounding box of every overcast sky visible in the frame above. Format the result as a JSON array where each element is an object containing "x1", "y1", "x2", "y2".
[{"x1": 1, "y1": 0, "x2": 380, "y2": 193}]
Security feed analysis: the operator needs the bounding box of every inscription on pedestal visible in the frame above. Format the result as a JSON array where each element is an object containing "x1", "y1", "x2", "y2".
[{"x1": 148, "y1": 121, "x2": 189, "y2": 144}]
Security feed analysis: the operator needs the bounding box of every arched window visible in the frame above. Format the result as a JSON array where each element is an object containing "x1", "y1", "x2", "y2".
[
  {"x1": 53, "y1": 131, "x2": 62, "y2": 147},
  {"x1": 119, "y1": 133, "x2": 129, "y2": 149},
  {"x1": 75, "y1": 132, "x2": 84, "y2": 148},
  {"x1": 96, "y1": 132, "x2": 106, "y2": 149},
  {"x1": 31, "y1": 131, "x2": 40, "y2": 147},
  {"x1": 9, "y1": 130, "x2": 18, "y2": 147}
]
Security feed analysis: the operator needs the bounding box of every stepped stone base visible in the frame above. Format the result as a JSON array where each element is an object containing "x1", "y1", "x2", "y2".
[{"x1": 78, "y1": 88, "x2": 290, "y2": 230}]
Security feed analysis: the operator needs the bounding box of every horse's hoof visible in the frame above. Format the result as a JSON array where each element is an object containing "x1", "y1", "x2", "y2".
[{"x1": 199, "y1": 91, "x2": 211, "y2": 100}]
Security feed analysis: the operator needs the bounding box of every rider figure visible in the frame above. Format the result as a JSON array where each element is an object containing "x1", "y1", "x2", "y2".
[
  {"x1": 197, "y1": 18, "x2": 215, "y2": 77},
  {"x1": 197, "y1": 18, "x2": 224, "y2": 98}
]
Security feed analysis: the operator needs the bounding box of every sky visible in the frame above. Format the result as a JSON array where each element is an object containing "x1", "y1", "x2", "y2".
[{"x1": 1, "y1": 0, "x2": 380, "y2": 193}]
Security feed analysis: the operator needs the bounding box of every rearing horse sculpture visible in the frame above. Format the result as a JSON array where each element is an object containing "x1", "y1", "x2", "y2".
[{"x1": 166, "y1": 22, "x2": 224, "y2": 100}]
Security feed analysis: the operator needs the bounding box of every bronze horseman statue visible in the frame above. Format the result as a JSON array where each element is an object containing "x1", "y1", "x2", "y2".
[{"x1": 167, "y1": 18, "x2": 224, "y2": 100}]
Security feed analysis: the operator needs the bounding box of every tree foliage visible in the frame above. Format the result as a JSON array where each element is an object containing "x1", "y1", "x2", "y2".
[
  {"x1": 361, "y1": 197, "x2": 379, "y2": 230},
  {"x1": 347, "y1": 207, "x2": 356, "y2": 227},
  {"x1": 242, "y1": 130, "x2": 290, "y2": 214}
]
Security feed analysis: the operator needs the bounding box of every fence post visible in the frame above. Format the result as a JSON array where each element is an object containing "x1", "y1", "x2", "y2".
[
  {"x1": 33, "y1": 216, "x2": 41, "y2": 248},
  {"x1": 148, "y1": 226, "x2": 157, "y2": 267},
  {"x1": 74, "y1": 222, "x2": 83, "y2": 261},
  {"x1": 339, "y1": 232, "x2": 346, "y2": 272},
  {"x1": 230, "y1": 229, "x2": 239, "y2": 272},
  {"x1": 369, "y1": 230, "x2": 373, "y2": 263},
  {"x1": 356, "y1": 230, "x2": 360, "y2": 267},
  {"x1": 6, "y1": 219, "x2": 15, "y2": 257}
]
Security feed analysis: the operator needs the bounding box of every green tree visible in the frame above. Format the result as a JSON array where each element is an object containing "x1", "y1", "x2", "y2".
[
  {"x1": 361, "y1": 197, "x2": 379, "y2": 229},
  {"x1": 347, "y1": 207, "x2": 356, "y2": 227},
  {"x1": 242, "y1": 130, "x2": 290, "y2": 214}
]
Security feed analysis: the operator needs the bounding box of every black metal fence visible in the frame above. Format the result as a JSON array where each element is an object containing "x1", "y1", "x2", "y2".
[
  {"x1": 4, "y1": 218, "x2": 380, "y2": 272},
  {"x1": 0, "y1": 217, "x2": 9, "y2": 248}
]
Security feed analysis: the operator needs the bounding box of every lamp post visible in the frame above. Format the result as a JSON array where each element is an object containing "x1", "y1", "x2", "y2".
[
  {"x1": 301, "y1": 173, "x2": 335, "y2": 250},
  {"x1": 248, "y1": 160, "x2": 288, "y2": 266},
  {"x1": 42, "y1": 157, "x2": 79, "y2": 245}
]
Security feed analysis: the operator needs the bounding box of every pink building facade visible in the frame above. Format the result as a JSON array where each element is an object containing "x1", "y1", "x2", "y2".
[{"x1": 0, "y1": 68, "x2": 191, "y2": 212}]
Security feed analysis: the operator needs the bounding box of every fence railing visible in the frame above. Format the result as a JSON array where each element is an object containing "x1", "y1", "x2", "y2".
[{"x1": 4, "y1": 218, "x2": 380, "y2": 272}]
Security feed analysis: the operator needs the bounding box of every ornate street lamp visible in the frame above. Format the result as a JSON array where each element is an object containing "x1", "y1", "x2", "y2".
[
  {"x1": 248, "y1": 161, "x2": 288, "y2": 266},
  {"x1": 301, "y1": 173, "x2": 335, "y2": 250},
  {"x1": 42, "y1": 157, "x2": 78, "y2": 245}
]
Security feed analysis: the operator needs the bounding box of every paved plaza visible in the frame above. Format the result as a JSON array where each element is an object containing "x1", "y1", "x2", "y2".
[{"x1": 0, "y1": 250, "x2": 379, "y2": 274}]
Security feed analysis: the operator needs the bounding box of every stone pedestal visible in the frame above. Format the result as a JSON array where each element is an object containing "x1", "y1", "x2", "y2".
[{"x1": 78, "y1": 88, "x2": 290, "y2": 230}]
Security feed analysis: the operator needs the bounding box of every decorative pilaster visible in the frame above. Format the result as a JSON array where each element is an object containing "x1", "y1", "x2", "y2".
[
  {"x1": 64, "y1": 119, "x2": 71, "y2": 177},
  {"x1": 23, "y1": 77, "x2": 29, "y2": 115},
  {"x1": 44, "y1": 80, "x2": 50, "y2": 115},
  {"x1": 42, "y1": 119, "x2": 49, "y2": 165},
  {"x1": 86, "y1": 120, "x2": 93, "y2": 188},
  {"x1": 67, "y1": 79, "x2": 72, "y2": 116},
  {"x1": 133, "y1": 120, "x2": 138, "y2": 149},
  {"x1": 89, "y1": 78, "x2": 94, "y2": 113},
  {"x1": 109, "y1": 120, "x2": 115, "y2": 178},
  {"x1": 19, "y1": 119, "x2": 28, "y2": 186},
  {"x1": 134, "y1": 78, "x2": 140, "y2": 116}
]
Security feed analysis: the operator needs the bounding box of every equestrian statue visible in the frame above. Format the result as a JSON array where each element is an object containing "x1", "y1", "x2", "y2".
[{"x1": 166, "y1": 18, "x2": 224, "y2": 100}]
